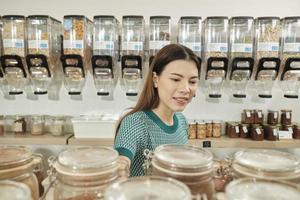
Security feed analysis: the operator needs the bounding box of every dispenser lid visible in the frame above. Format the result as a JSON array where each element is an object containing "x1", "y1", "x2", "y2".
[
  {"x1": 55, "y1": 146, "x2": 119, "y2": 174},
  {"x1": 226, "y1": 178, "x2": 300, "y2": 200},
  {"x1": 104, "y1": 176, "x2": 192, "y2": 200},
  {"x1": 0, "y1": 146, "x2": 32, "y2": 167},
  {"x1": 153, "y1": 144, "x2": 213, "y2": 170},
  {"x1": 234, "y1": 149, "x2": 300, "y2": 172},
  {"x1": 0, "y1": 180, "x2": 32, "y2": 200}
]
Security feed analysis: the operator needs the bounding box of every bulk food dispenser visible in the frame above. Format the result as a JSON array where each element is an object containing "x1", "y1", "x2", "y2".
[
  {"x1": 0, "y1": 15, "x2": 28, "y2": 95},
  {"x1": 149, "y1": 16, "x2": 171, "y2": 65},
  {"x1": 61, "y1": 15, "x2": 92, "y2": 95},
  {"x1": 121, "y1": 16, "x2": 145, "y2": 96},
  {"x1": 280, "y1": 16, "x2": 300, "y2": 98},
  {"x1": 178, "y1": 16, "x2": 202, "y2": 59},
  {"x1": 228, "y1": 17, "x2": 254, "y2": 98},
  {"x1": 92, "y1": 15, "x2": 119, "y2": 96},
  {"x1": 26, "y1": 15, "x2": 61, "y2": 95},
  {"x1": 204, "y1": 17, "x2": 229, "y2": 98},
  {"x1": 254, "y1": 17, "x2": 281, "y2": 98}
]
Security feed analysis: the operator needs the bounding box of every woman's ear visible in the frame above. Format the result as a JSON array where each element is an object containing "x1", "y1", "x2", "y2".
[{"x1": 153, "y1": 72, "x2": 158, "y2": 88}]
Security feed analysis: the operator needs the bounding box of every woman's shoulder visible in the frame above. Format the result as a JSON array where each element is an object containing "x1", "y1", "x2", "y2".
[
  {"x1": 175, "y1": 112, "x2": 188, "y2": 126},
  {"x1": 121, "y1": 111, "x2": 148, "y2": 127}
]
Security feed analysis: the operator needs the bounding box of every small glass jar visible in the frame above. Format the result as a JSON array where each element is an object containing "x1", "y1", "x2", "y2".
[
  {"x1": 151, "y1": 144, "x2": 215, "y2": 200},
  {"x1": 239, "y1": 123, "x2": 250, "y2": 138},
  {"x1": 263, "y1": 124, "x2": 279, "y2": 141},
  {"x1": 196, "y1": 120, "x2": 206, "y2": 139},
  {"x1": 188, "y1": 120, "x2": 197, "y2": 139},
  {"x1": 281, "y1": 109, "x2": 292, "y2": 125},
  {"x1": 241, "y1": 109, "x2": 254, "y2": 124},
  {"x1": 226, "y1": 122, "x2": 240, "y2": 138},
  {"x1": 293, "y1": 123, "x2": 300, "y2": 139},
  {"x1": 53, "y1": 146, "x2": 123, "y2": 200},
  {"x1": 12, "y1": 115, "x2": 27, "y2": 135},
  {"x1": 0, "y1": 116, "x2": 4, "y2": 135},
  {"x1": 0, "y1": 180, "x2": 32, "y2": 200},
  {"x1": 4, "y1": 115, "x2": 15, "y2": 134},
  {"x1": 104, "y1": 176, "x2": 192, "y2": 200},
  {"x1": 254, "y1": 109, "x2": 264, "y2": 124},
  {"x1": 232, "y1": 149, "x2": 300, "y2": 183},
  {"x1": 206, "y1": 120, "x2": 213, "y2": 137},
  {"x1": 225, "y1": 178, "x2": 300, "y2": 200},
  {"x1": 0, "y1": 146, "x2": 39, "y2": 200},
  {"x1": 250, "y1": 124, "x2": 264, "y2": 141},
  {"x1": 267, "y1": 110, "x2": 279, "y2": 125},
  {"x1": 30, "y1": 115, "x2": 44, "y2": 135},
  {"x1": 49, "y1": 116, "x2": 65, "y2": 136},
  {"x1": 212, "y1": 120, "x2": 221, "y2": 138}
]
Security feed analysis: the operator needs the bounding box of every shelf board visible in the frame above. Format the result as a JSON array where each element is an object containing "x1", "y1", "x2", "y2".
[
  {"x1": 0, "y1": 133, "x2": 73, "y2": 145},
  {"x1": 68, "y1": 136, "x2": 114, "y2": 146}
]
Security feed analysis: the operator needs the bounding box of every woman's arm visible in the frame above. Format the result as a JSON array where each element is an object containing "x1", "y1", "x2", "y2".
[{"x1": 118, "y1": 155, "x2": 131, "y2": 178}]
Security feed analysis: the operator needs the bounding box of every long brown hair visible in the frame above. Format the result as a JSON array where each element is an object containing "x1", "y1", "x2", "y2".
[{"x1": 115, "y1": 44, "x2": 201, "y2": 138}]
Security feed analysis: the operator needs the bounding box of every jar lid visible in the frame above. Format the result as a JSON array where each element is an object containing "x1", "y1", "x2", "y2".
[
  {"x1": 54, "y1": 146, "x2": 119, "y2": 175},
  {"x1": 226, "y1": 178, "x2": 300, "y2": 200},
  {"x1": 153, "y1": 144, "x2": 213, "y2": 171},
  {"x1": 103, "y1": 176, "x2": 191, "y2": 200},
  {"x1": 0, "y1": 146, "x2": 32, "y2": 168},
  {"x1": 0, "y1": 180, "x2": 32, "y2": 200},
  {"x1": 281, "y1": 109, "x2": 292, "y2": 112},
  {"x1": 188, "y1": 119, "x2": 196, "y2": 125},
  {"x1": 233, "y1": 149, "x2": 300, "y2": 172}
]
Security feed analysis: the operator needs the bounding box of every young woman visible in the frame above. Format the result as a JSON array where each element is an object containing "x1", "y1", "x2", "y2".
[{"x1": 114, "y1": 44, "x2": 201, "y2": 177}]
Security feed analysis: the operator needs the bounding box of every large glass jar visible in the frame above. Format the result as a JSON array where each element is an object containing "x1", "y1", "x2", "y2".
[
  {"x1": 151, "y1": 144, "x2": 215, "y2": 200},
  {"x1": 225, "y1": 178, "x2": 300, "y2": 200},
  {"x1": 232, "y1": 149, "x2": 300, "y2": 183},
  {"x1": 53, "y1": 146, "x2": 124, "y2": 200},
  {"x1": 104, "y1": 176, "x2": 192, "y2": 200},
  {"x1": 30, "y1": 115, "x2": 44, "y2": 135},
  {"x1": 0, "y1": 146, "x2": 39, "y2": 200},
  {"x1": 0, "y1": 180, "x2": 32, "y2": 200}
]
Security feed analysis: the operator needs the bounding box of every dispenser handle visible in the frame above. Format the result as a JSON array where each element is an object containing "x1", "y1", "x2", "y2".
[
  {"x1": 0, "y1": 55, "x2": 27, "y2": 78},
  {"x1": 280, "y1": 57, "x2": 300, "y2": 80},
  {"x1": 26, "y1": 54, "x2": 51, "y2": 77},
  {"x1": 206, "y1": 57, "x2": 228, "y2": 80},
  {"x1": 60, "y1": 54, "x2": 85, "y2": 78},
  {"x1": 229, "y1": 57, "x2": 254, "y2": 80},
  {"x1": 121, "y1": 55, "x2": 142, "y2": 72},
  {"x1": 255, "y1": 57, "x2": 280, "y2": 80},
  {"x1": 92, "y1": 55, "x2": 113, "y2": 78}
]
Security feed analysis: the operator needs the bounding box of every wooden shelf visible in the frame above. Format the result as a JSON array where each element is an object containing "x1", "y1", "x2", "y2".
[{"x1": 0, "y1": 133, "x2": 73, "y2": 145}]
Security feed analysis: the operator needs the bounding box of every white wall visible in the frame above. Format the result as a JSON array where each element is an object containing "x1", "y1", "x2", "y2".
[{"x1": 0, "y1": 0, "x2": 300, "y2": 121}]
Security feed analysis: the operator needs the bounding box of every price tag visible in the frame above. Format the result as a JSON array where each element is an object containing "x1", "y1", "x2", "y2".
[
  {"x1": 256, "y1": 128, "x2": 262, "y2": 135},
  {"x1": 273, "y1": 129, "x2": 278, "y2": 136},
  {"x1": 243, "y1": 126, "x2": 248, "y2": 133},
  {"x1": 258, "y1": 111, "x2": 262, "y2": 118},
  {"x1": 278, "y1": 130, "x2": 293, "y2": 140},
  {"x1": 286, "y1": 112, "x2": 291, "y2": 119},
  {"x1": 203, "y1": 141, "x2": 211, "y2": 148},
  {"x1": 246, "y1": 111, "x2": 251, "y2": 118},
  {"x1": 274, "y1": 112, "x2": 278, "y2": 119},
  {"x1": 288, "y1": 127, "x2": 293, "y2": 133},
  {"x1": 235, "y1": 126, "x2": 240, "y2": 133}
]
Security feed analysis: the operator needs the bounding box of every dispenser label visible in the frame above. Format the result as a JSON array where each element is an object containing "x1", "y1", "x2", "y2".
[
  {"x1": 181, "y1": 42, "x2": 202, "y2": 52},
  {"x1": 283, "y1": 43, "x2": 300, "y2": 52},
  {"x1": 122, "y1": 42, "x2": 143, "y2": 51},
  {"x1": 257, "y1": 42, "x2": 279, "y2": 52},
  {"x1": 28, "y1": 40, "x2": 49, "y2": 49},
  {"x1": 231, "y1": 43, "x2": 253, "y2": 53},
  {"x1": 149, "y1": 41, "x2": 171, "y2": 50},
  {"x1": 93, "y1": 41, "x2": 114, "y2": 50},
  {"x1": 278, "y1": 130, "x2": 293, "y2": 140},
  {"x1": 207, "y1": 43, "x2": 228, "y2": 52},
  {"x1": 3, "y1": 39, "x2": 24, "y2": 48},
  {"x1": 63, "y1": 40, "x2": 84, "y2": 49}
]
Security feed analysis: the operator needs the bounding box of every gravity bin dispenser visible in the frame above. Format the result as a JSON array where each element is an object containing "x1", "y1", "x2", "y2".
[
  {"x1": 204, "y1": 17, "x2": 229, "y2": 98},
  {"x1": 26, "y1": 15, "x2": 62, "y2": 95},
  {"x1": 0, "y1": 15, "x2": 28, "y2": 95},
  {"x1": 228, "y1": 17, "x2": 254, "y2": 98},
  {"x1": 121, "y1": 16, "x2": 145, "y2": 96},
  {"x1": 254, "y1": 17, "x2": 281, "y2": 98},
  {"x1": 61, "y1": 15, "x2": 93, "y2": 95},
  {"x1": 280, "y1": 16, "x2": 300, "y2": 98},
  {"x1": 92, "y1": 16, "x2": 119, "y2": 96},
  {"x1": 149, "y1": 16, "x2": 171, "y2": 65}
]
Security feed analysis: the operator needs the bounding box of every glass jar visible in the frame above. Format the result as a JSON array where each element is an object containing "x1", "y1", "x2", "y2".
[
  {"x1": 293, "y1": 123, "x2": 300, "y2": 139},
  {"x1": 196, "y1": 120, "x2": 206, "y2": 139},
  {"x1": 53, "y1": 146, "x2": 123, "y2": 200},
  {"x1": 250, "y1": 124, "x2": 264, "y2": 141},
  {"x1": 225, "y1": 178, "x2": 300, "y2": 200},
  {"x1": 254, "y1": 109, "x2": 264, "y2": 124},
  {"x1": 0, "y1": 115, "x2": 4, "y2": 135},
  {"x1": 12, "y1": 115, "x2": 27, "y2": 135},
  {"x1": 232, "y1": 149, "x2": 300, "y2": 183},
  {"x1": 30, "y1": 115, "x2": 44, "y2": 135},
  {"x1": 0, "y1": 180, "x2": 32, "y2": 200},
  {"x1": 188, "y1": 120, "x2": 197, "y2": 139},
  {"x1": 241, "y1": 109, "x2": 254, "y2": 124},
  {"x1": 206, "y1": 120, "x2": 213, "y2": 137},
  {"x1": 49, "y1": 116, "x2": 65, "y2": 136},
  {"x1": 212, "y1": 120, "x2": 222, "y2": 138},
  {"x1": 267, "y1": 110, "x2": 279, "y2": 125},
  {"x1": 263, "y1": 124, "x2": 279, "y2": 141},
  {"x1": 104, "y1": 176, "x2": 192, "y2": 200},
  {"x1": 151, "y1": 144, "x2": 215, "y2": 200},
  {"x1": 281, "y1": 109, "x2": 292, "y2": 125},
  {"x1": 0, "y1": 146, "x2": 39, "y2": 200},
  {"x1": 239, "y1": 123, "x2": 250, "y2": 138},
  {"x1": 226, "y1": 122, "x2": 240, "y2": 138}
]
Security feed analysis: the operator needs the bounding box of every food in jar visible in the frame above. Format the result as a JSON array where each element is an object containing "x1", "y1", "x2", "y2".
[
  {"x1": 263, "y1": 124, "x2": 279, "y2": 141},
  {"x1": 197, "y1": 121, "x2": 206, "y2": 139},
  {"x1": 206, "y1": 120, "x2": 213, "y2": 137},
  {"x1": 254, "y1": 110, "x2": 264, "y2": 124},
  {"x1": 267, "y1": 110, "x2": 279, "y2": 125},
  {"x1": 226, "y1": 122, "x2": 240, "y2": 138},
  {"x1": 293, "y1": 123, "x2": 300, "y2": 139},
  {"x1": 281, "y1": 109, "x2": 292, "y2": 125},
  {"x1": 241, "y1": 109, "x2": 254, "y2": 124},
  {"x1": 188, "y1": 120, "x2": 197, "y2": 139},
  {"x1": 13, "y1": 117, "x2": 26, "y2": 134},
  {"x1": 239, "y1": 124, "x2": 250, "y2": 138},
  {"x1": 250, "y1": 124, "x2": 264, "y2": 141},
  {"x1": 212, "y1": 120, "x2": 222, "y2": 138}
]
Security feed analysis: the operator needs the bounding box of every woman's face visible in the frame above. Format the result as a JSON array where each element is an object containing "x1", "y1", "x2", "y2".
[{"x1": 153, "y1": 59, "x2": 199, "y2": 113}]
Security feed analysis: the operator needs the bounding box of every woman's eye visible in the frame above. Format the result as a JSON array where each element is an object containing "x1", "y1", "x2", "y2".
[
  {"x1": 171, "y1": 78, "x2": 180, "y2": 82},
  {"x1": 189, "y1": 80, "x2": 198, "y2": 84}
]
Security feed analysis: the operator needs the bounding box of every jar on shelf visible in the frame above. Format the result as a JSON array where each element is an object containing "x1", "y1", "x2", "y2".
[
  {"x1": 196, "y1": 120, "x2": 206, "y2": 139},
  {"x1": 263, "y1": 124, "x2": 279, "y2": 141},
  {"x1": 267, "y1": 110, "x2": 279, "y2": 125},
  {"x1": 0, "y1": 180, "x2": 32, "y2": 200},
  {"x1": 239, "y1": 123, "x2": 250, "y2": 138},
  {"x1": 232, "y1": 149, "x2": 300, "y2": 183},
  {"x1": 12, "y1": 115, "x2": 27, "y2": 135},
  {"x1": 250, "y1": 124, "x2": 264, "y2": 141},
  {"x1": 0, "y1": 146, "x2": 39, "y2": 200},
  {"x1": 254, "y1": 109, "x2": 264, "y2": 124},
  {"x1": 212, "y1": 120, "x2": 222, "y2": 138},
  {"x1": 226, "y1": 122, "x2": 240, "y2": 138},
  {"x1": 151, "y1": 144, "x2": 215, "y2": 200},
  {"x1": 292, "y1": 123, "x2": 300, "y2": 139},
  {"x1": 0, "y1": 116, "x2": 4, "y2": 135},
  {"x1": 225, "y1": 178, "x2": 300, "y2": 200},
  {"x1": 206, "y1": 120, "x2": 213, "y2": 137},
  {"x1": 188, "y1": 120, "x2": 197, "y2": 139},
  {"x1": 281, "y1": 109, "x2": 292, "y2": 125},
  {"x1": 52, "y1": 146, "x2": 124, "y2": 200},
  {"x1": 241, "y1": 109, "x2": 254, "y2": 124},
  {"x1": 30, "y1": 115, "x2": 44, "y2": 135},
  {"x1": 49, "y1": 116, "x2": 65, "y2": 136},
  {"x1": 103, "y1": 176, "x2": 192, "y2": 200},
  {"x1": 281, "y1": 124, "x2": 294, "y2": 134}
]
